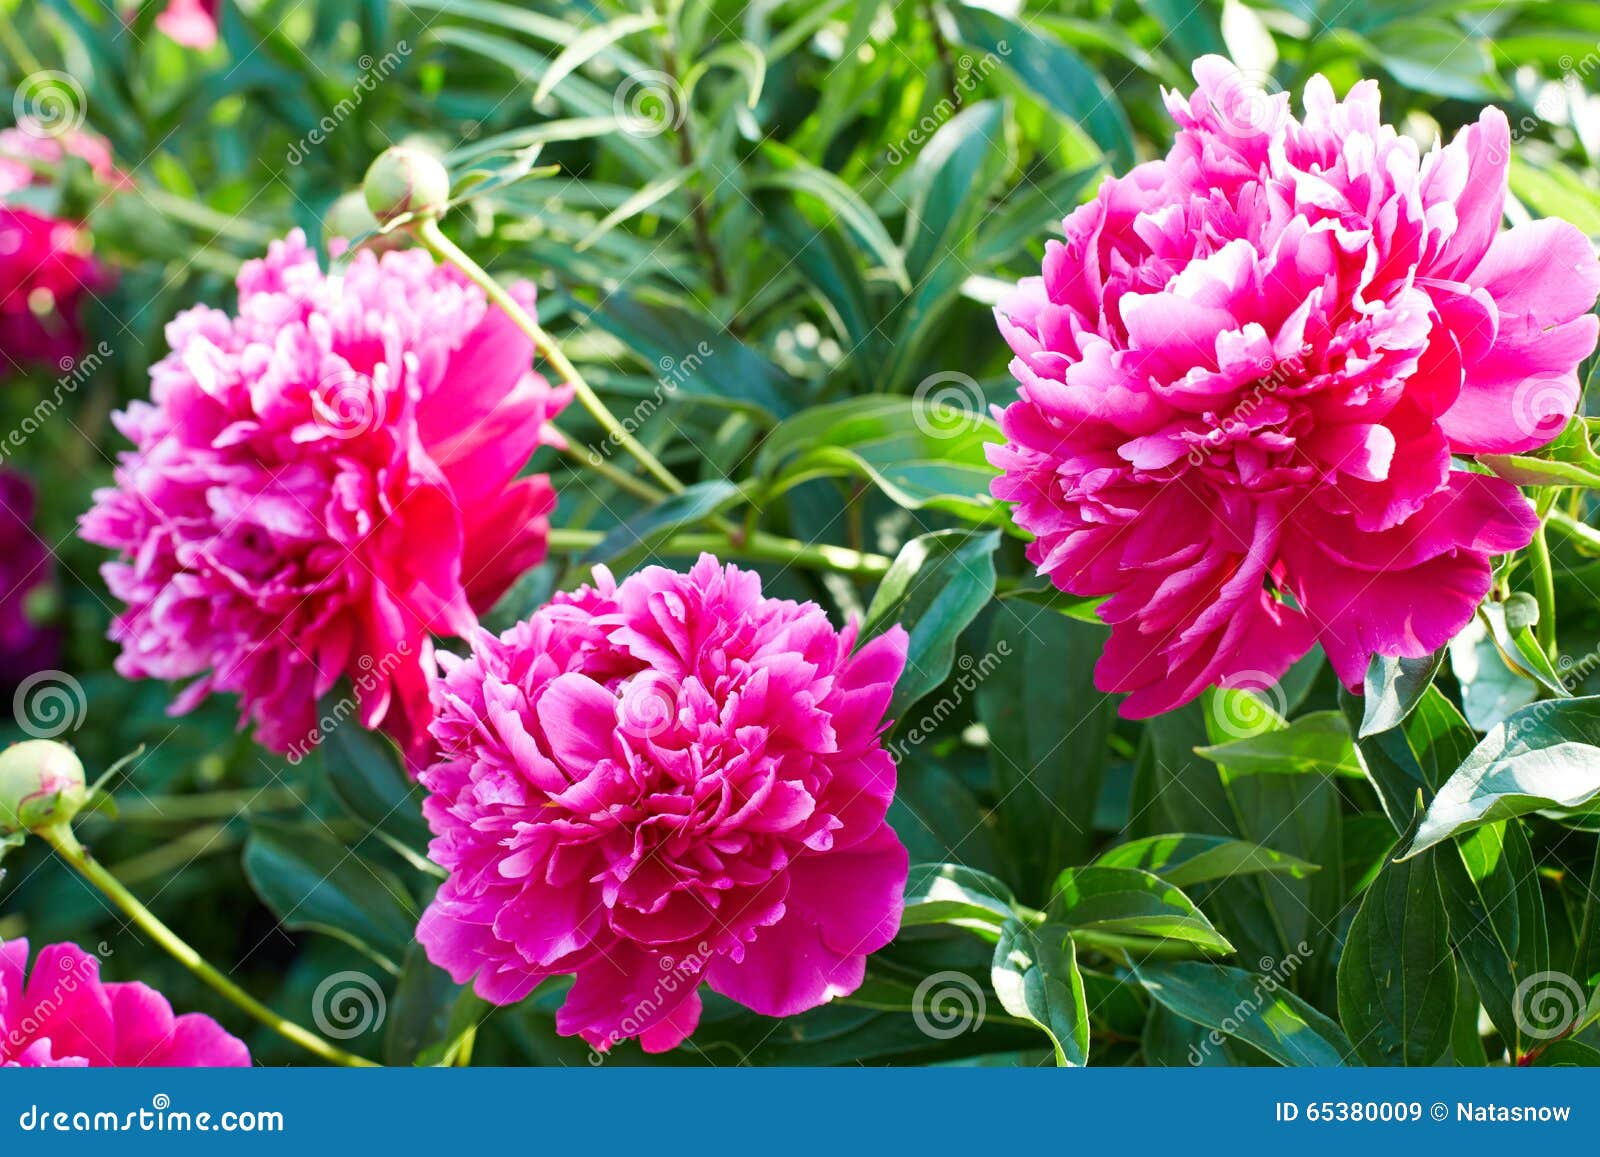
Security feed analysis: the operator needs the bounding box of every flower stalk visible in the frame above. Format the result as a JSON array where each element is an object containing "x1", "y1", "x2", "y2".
[
  {"x1": 415, "y1": 218, "x2": 684, "y2": 498},
  {"x1": 40, "y1": 823, "x2": 378, "y2": 1068}
]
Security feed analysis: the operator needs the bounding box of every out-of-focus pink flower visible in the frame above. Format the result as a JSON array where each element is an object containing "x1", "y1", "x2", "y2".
[
  {"x1": 0, "y1": 130, "x2": 118, "y2": 374},
  {"x1": 155, "y1": 0, "x2": 220, "y2": 49},
  {"x1": 0, "y1": 472, "x2": 60, "y2": 686},
  {"x1": 80, "y1": 230, "x2": 570, "y2": 762},
  {"x1": 990, "y1": 57, "x2": 1600, "y2": 716},
  {"x1": 417, "y1": 555, "x2": 910, "y2": 1054},
  {"x1": 0, "y1": 939, "x2": 249, "y2": 1066}
]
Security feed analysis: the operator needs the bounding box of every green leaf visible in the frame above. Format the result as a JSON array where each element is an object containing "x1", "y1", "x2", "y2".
[
  {"x1": 1095, "y1": 834, "x2": 1318, "y2": 889},
  {"x1": 579, "y1": 480, "x2": 744, "y2": 571},
  {"x1": 864, "y1": 530, "x2": 1000, "y2": 718},
  {"x1": 575, "y1": 167, "x2": 693, "y2": 251},
  {"x1": 319, "y1": 709, "x2": 430, "y2": 858},
  {"x1": 757, "y1": 396, "x2": 1000, "y2": 523},
  {"x1": 1532, "y1": 1040, "x2": 1600, "y2": 1067},
  {"x1": 1133, "y1": 960, "x2": 1359, "y2": 1066},
  {"x1": 1196, "y1": 711, "x2": 1363, "y2": 779},
  {"x1": 978, "y1": 602, "x2": 1115, "y2": 891},
  {"x1": 385, "y1": 944, "x2": 492, "y2": 1066},
  {"x1": 991, "y1": 920, "x2": 1089, "y2": 1066},
  {"x1": 947, "y1": 6, "x2": 1135, "y2": 170},
  {"x1": 1437, "y1": 821, "x2": 1548, "y2": 1052},
  {"x1": 901, "y1": 863, "x2": 1017, "y2": 932},
  {"x1": 590, "y1": 291, "x2": 798, "y2": 418},
  {"x1": 897, "y1": 100, "x2": 1010, "y2": 283},
  {"x1": 1360, "y1": 650, "x2": 1446, "y2": 738},
  {"x1": 1050, "y1": 866, "x2": 1233, "y2": 955},
  {"x1": 1337, "y1": 843, "x2": 1457, "y2": 1066},
  {"x1": 756, "y1": 145, "x2": 909, "y2": 290},
  {"x1": 533, "y1": 13, "x2": 664, "y2": 104},
  {"x1": 1407, "y1": 698, "x2": 1600, "y2": 857},
  {"x1": 243, "y1": 819, "x2": 419, "y2": 974}
]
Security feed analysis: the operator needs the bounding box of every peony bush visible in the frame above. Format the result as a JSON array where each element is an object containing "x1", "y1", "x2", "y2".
[{"x1": 2, "y1": 0, "x2": 1600, "y2": 1071}]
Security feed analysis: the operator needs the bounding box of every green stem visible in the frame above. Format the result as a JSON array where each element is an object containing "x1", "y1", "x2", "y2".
[
  {"x1": 559, "y1": 442, "x2": 665, "y2": 502},
  {"x1": 0, "y1": 5, "x2": 43, "y2": 79},
  {"x1": 140, "y1": 188, "x2": 280, "y2": 246},
  {"x1": 416, "y1": 218, "x2": 683, "y2": 496},
  {"x1": 42, "y1": 825, "x2": 378, "y2": 1067},
  {"x1": 546, "y1": 527, "x2": 893, "y2": 579},
  {"x1": 1548, "y1": 509, "x2": 1600, "y2": 555},
  {"x1": 1572, "y1": 835, "x2": 1600, "y2": 982},
  {"x1": 1529, "y1": 519, "x2": 1558, "y2": 663},
  {"x1": 1529, "y1": 491, "x2": 1560, "y2": 663}
]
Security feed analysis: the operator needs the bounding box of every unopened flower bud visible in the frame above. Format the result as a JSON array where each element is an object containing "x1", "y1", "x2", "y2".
[
  {"x1": 363, "y1": 146, "x2": 450, "y2": 225},
  {"x1": 0, "y1": 740, "x2": 87, "y2": 834},
  {"x1": 324, "y1": 191, "x2": 383, "y2": 242}
]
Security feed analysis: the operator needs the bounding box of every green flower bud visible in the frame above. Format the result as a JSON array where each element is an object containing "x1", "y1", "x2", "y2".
[
  {"x1": 363, "y1": 147, "x2": 451, "y2": 225},
  {"x1": 0, "y1": 740, "x2": 87, "y2": 834},
  {"x1": 324, "y1": 191, "x2": 384, "y2": 243}
]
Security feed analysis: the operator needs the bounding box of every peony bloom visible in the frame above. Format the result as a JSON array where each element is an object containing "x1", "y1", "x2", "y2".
[
  {"x1": 1, "y1": 938, "x2": 249, "y2": 1066},
  {"x1": 417, "y1": 555, "x2": 910, "y2": 1054},
  {"x1": 0, "y1": 130, "x2": 117, "y2": 373},
  {"x1": 80, "y1": 230, "x2": 570, "y2": 761},
  {"x1": 0, "y1": 471, "x2": 61, "y2": 686},
  {"x1": 989, "y1": 57, "x2": 1600, "y2": 716},
  {"x1": 155, "y1": 0, "x2": 221, "y2": 49}
]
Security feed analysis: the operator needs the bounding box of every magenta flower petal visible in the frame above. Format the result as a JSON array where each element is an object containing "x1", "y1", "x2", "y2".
[
  {"x1": 80, "y1": 230, "x2": 568, "y2": 761},
  {"x1": 990, "y1": 57, "x2": 1600, "y2": 714},
  {"x1": 0, "y1": 939, "x2": 248, "y2": 1067},
  {"x1": 417, "y1": 555, "x2": 911, "y2": 1053}
]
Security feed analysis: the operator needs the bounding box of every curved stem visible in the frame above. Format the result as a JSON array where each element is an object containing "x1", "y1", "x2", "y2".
[
  {"x1": 415, "y1": 218, "x2": 683, "y2": 496},
  {"x1": 1529, "y1": 519, "x2": 1559, "y2": 663},
  {"x1": 545, "y1": 527, "x2": 893, "y2": 579},
  {"x1": 41, "y1": 825, "x2": 378, "y2": 1068},
  {"x1": 558, "y1": 441, "x2": 665, "y2": 502}
]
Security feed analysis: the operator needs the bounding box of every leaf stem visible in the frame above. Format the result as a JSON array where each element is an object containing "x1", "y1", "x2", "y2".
[
  {"x1": 1529, "y1": 498, "x2": 1560, "y2": 663},
  {"x1": 415, "y1": 218, "x2": 684, "y2": 496},
  {"x1": 41, "y1": 824, "x2": 378, "y2": 1067},
  {"x1": 546, "y1": 527, "x2": 893, "y2": 578}
]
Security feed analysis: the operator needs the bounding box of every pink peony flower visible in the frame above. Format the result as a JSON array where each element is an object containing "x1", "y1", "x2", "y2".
[
  {"x1": 155, "y1": 0, "x2": 221, "y2": 49},
  {"x1": 990, "y1": 57, "x2": 1600, "y2": 716},
  {"x1": 416, "y1": 555, "x2": 910, "y2": 1054},
  {"x1": 80, "y1": 230, "x2": 570, "y2": 761},
  {"x1": 1, "y1": 938, "x2": 249, "y2": 1066},
  {"x1": 0, "y1": 129, "x2": 118, "y2": 374}
]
